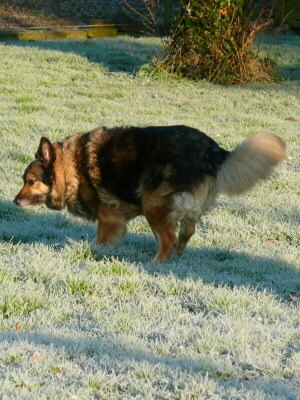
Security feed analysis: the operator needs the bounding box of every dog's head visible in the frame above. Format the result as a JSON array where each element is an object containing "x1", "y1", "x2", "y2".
[{"x1": 14, "y1": 137, "x2": 66, "y2": 210}]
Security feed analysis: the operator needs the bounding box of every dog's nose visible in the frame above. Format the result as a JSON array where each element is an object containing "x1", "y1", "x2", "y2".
[{"x1": 13, "y1": 197, "x2": 20, "y2": 206}]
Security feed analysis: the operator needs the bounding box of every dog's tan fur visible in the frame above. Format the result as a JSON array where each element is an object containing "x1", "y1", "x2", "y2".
[
  {"x1": 217, "y1": 132, "x2": 286, "y2": 195},
  {"x1": 14, "y1": 126, "x2": 286, "y2": 263}
]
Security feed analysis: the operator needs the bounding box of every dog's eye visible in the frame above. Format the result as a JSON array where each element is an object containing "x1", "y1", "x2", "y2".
[{"x1": 27, "y1": 179, "x2": 36, "y2": 186}]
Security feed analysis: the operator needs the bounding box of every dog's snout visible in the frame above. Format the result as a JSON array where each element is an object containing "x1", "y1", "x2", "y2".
[{"x1": 13, "y1": 197, "x2": 21, "y2": 206}]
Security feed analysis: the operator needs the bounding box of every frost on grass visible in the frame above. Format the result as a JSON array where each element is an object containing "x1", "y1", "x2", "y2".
[{"x1": 0, "y1": 34, "x2": 299, "y2": 399}]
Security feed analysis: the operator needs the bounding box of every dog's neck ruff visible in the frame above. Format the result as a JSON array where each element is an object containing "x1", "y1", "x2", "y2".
[{"x1": 61, "y1": 135, "x2": 81, "y2": 206}]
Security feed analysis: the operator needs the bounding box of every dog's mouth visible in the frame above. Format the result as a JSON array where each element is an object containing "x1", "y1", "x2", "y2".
[{"x1": 13, "y1": 195, "x2": 47, "y2": 207}]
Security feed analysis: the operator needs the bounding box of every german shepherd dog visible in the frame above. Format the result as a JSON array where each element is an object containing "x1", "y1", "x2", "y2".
[{"x1": 14, "y1": 125, "x2": 285, "y2": 263}]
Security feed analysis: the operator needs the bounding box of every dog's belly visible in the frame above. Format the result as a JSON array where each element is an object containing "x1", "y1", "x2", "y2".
[
  {"x1": 67, "y1": 196, "x2": 142, "y2": 222},
  {"x1": 96, "y1": 187, "x2": 142, "y2": 220}
]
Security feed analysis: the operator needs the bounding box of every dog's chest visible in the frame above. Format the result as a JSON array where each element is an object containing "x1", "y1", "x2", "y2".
[
  {"x1": 66, "y1": 178, "x2": 100, "y2": 220},
  {"x1": 67, "y1": 201, "x2": 95, "y2": 220},
  {"x1": 67, "y1": 198, "x2": 97, "y2": 220}
]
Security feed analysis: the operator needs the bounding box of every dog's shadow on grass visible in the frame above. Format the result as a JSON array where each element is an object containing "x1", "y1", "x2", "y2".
[
  {"x1": 1, "y1": 198, "x2": 298, "y2": 398},
  {"x1": 0, "y1": 198, "x2": 299, "y2": 299}
]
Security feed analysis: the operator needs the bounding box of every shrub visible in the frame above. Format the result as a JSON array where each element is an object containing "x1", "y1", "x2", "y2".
[{"x1": 158, "y1": 0, "x2": 278, "y2": 84}]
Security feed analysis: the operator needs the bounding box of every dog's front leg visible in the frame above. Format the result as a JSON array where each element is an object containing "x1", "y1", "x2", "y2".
[{"x1": 97, "y1": 203, "x2": 127, "y2": 246}]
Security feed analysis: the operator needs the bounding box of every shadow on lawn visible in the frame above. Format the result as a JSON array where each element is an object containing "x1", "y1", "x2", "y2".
[
  {"x1": 4, "y1": 37, "x2": 163, "y2": 74},
  {"x1": 1, "y1": 329, "x2": 298, "y2": 399},
  {"x1": 1, "y1": 198, "x2": 299, "y2": 299},
  {"x1": 3, "y1": 36, "x2": 300, "y2": 80}
]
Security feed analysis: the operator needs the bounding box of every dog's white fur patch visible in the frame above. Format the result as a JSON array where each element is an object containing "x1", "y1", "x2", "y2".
[{"x1": 170, "y1": 176, "x2": 217, "y2": 223}]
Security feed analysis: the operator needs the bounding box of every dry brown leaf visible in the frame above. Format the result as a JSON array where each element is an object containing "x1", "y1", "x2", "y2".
[
  {"x1": 285, "y1": 117, "x2": 299, "y2": 122},
  {"x1": 265, "y1": 240, "x2": 276, "y2": 246},
  {"x1": 15, "y1": 322, "x2": 21, "y2": 331},
  {"x1": 30, "y1": 352, "x2": 41, "y2": 361}
]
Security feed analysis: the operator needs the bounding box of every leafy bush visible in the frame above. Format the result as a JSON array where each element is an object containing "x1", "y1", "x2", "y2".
[{"x1": 158, "y1": 0, "x2": 278, "y2": 84}]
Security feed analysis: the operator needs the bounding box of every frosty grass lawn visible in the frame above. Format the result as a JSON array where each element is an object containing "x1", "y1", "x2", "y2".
[{"x1": 0, "y1": 33, "x2": 299, "y2": 400}]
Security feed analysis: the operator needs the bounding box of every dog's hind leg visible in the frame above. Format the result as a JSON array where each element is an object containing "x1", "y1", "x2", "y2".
[
  {"x1": 141, "y1": 187, "x2": 178, "y2": 263},
  {"x1": 97, "y1": 204, "x2": 127, "y2": 246},
  {"x1": 176, "y1": 218, "x2": 196, "y2": 255},
  {"x1": 146, "y1": 215, "x2": 177, "y2": 263}
]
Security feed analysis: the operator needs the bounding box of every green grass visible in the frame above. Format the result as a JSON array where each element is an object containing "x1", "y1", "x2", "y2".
[{"x1": 0, "y1": 34, "x2": 299, "y2": 399}]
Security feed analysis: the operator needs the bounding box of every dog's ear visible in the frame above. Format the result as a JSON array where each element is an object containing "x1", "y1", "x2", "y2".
[{"x1": 36, "y1": 137, "x2": 56, "y2": 166}]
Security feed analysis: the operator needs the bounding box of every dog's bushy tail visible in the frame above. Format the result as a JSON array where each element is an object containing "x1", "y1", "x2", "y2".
[{"x1": 217, "y1": 132, "x2": 286, "y2": 195}]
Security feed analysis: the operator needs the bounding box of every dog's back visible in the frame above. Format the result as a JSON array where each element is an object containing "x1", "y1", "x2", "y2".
[{"x1": 85, "y1": 125, "x2": 230, "y2": 205}]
